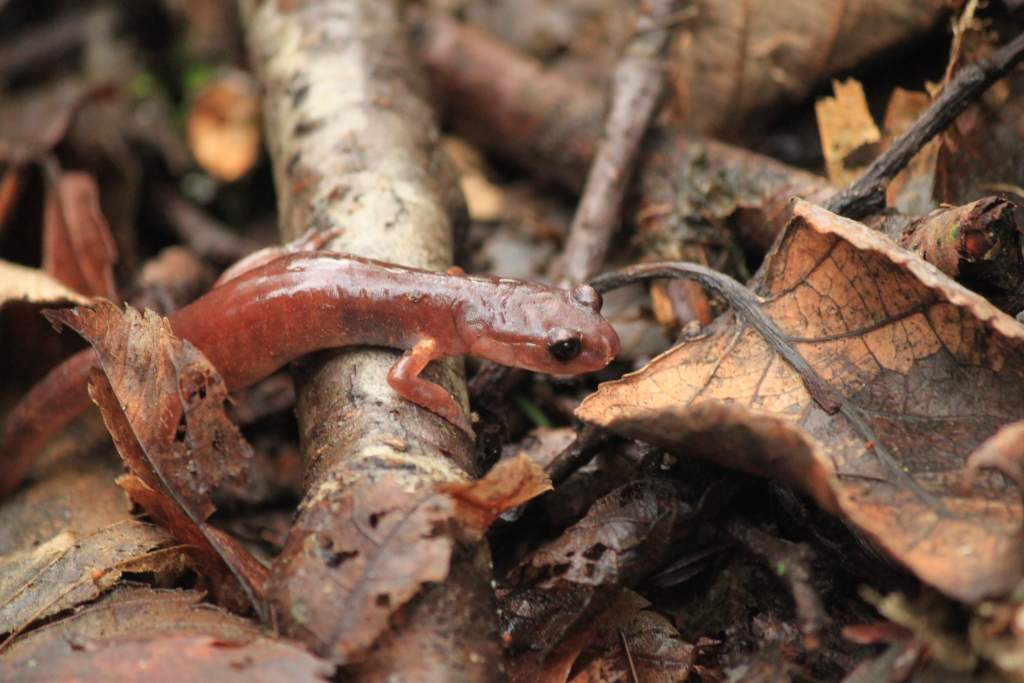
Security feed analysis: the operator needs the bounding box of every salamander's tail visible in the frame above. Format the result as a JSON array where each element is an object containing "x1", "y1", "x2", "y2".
[{"x1": 0, "y1": 349, "x2": 97, "y2": 498}]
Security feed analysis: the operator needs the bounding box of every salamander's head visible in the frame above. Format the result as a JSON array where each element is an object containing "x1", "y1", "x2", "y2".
[{"x1": 460, "y1": 282, "x2": 619, "y2": 375}]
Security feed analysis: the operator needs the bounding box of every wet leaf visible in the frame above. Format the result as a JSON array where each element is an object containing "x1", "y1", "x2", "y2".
[
  {"x1": 0, "y1": 521, "x2": 186, "y2": 637},
  {"x1": 42, "y1": 171, "x2": 119, "y2": 299},
  {"x1": 502, "y1": 480, "x2": 688, "y2": 652},
  {"x1": 578, "y1": 200, "x2": 1024, "y2": 603},
  {"x1": 46, "y1": 301, "x2": 266, "y2": 616},
  {"x1": 187, "y1": 70, "x2": 261, "y2": 182}
]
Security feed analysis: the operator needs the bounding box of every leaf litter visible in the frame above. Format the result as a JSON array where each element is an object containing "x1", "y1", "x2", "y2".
[{"x1": 578, "y1": 199, "x2": 1024, "y2": 604}]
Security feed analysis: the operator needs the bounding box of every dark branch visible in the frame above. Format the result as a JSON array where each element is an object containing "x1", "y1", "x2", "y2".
[{"x1": 826, "y1": 31, "x2": 1024, "y2": 219}]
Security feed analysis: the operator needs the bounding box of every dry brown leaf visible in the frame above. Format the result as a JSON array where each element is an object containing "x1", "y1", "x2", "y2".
[
  {"x1": 502, "y1": 480, "x2": 688, "y2": 653},
  {"x1": 0, "y1": 167, "x2": 22, "y2": 233},
  {"x1": 578, "y1": 199, "x2": 1024, "y2": 603},
  {"x1": 3, "y1": 587, "x2": 256, "y2": 661},
  {"x1": 0, "y1": 455, "x2": 129, "y2": 558},
  {"x1": 1, "y1": 633, "x2": 331, "y2": 682},
  {"x1": 502, "y1": 427, "x2": 579, "y2": 472},
  {"x1": 187, "y1": 70, "x2": 261, "y2": 182},
  {"x1": 45, "y1": 301, "x2": 266, "y2": 616},
  {"x1": 266, "y1": 444, "x2": 554, "y2": 663},
  {"x1": 0, "y1": 260, "x2": 89, "y2": 307},
  {"x1": 42, "y1": 171, "x2": 119, "y2": 299},
  {"x1": 443, "y1": 453, "x2": 552, "y2": 537},
  {"x1": 0, "y1": 521, "x2": 185, "y2": 637},
  {"x1": 443, "y1": 136, "x2": 506, "y2": 221},
  {"x1": 512, "y1": 589, "x2": 694, "y2": 683},
  {"x1": 0, "y1": 586, "x2": 331, "y2": 681},
  {"x1": 815, "y1": 79, "x2": 881, "y2": 187},
  {"x1": 668, "y1": 1, "x2": 947, "y2": 135}
]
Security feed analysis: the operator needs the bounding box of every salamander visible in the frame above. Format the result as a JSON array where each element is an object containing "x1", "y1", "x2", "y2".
[{"x1": 0, "y1": 248, "x2": 620, "y2": 496}]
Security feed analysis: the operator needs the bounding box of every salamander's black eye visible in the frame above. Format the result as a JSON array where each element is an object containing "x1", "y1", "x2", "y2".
[{"x1": 547, "y1": 328, "x2": 582, "y2": 362}]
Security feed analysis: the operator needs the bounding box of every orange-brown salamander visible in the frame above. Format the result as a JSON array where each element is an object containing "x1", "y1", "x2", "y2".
[{"x1": 0, "y1": 250, "x2": 620, "y2": 496}]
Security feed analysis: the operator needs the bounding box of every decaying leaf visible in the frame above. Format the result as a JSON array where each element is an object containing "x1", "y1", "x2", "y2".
[
  {"x1": 0, "y1": 521, "x2": 186, "y2": 638},
  {"x1": 502, "y1": 479, "x2": 689, "y2": 652},
  {"x1": 512, "y1": 589, "x2": 694, "y2": 683},
  {"x1": 567, "y1": 601, "x2": 694, "y2": 683},
  {"x1": 268, "y1": 455, "x2": 553, "y2": 664},
  {"x1": 268, "y1": 478, "x2": 457, "y2": 664},
  {"x1": 578, "y1": 200, "x2": 1024, "y2": 603},
  {"x1": 48, "y1": 301, "x2": 251, "y2": 518},
  {"x1": 815, "y1": 79, "x2": 881, "y2": 187},
  {"x1": 187, "y1": 70, "x2": 261, "y2": 182},
  {"x1": 42, "y1": 171, "x2": 119, "y2": 299},
  {"x1": 46, "y1": 301, "x2": 266, "y2": 616},
  {"x1": 0, "y1": 586, "x2": 332, "y2": 681}
]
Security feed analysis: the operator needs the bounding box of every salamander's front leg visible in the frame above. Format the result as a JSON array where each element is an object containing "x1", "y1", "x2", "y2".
[
  {"x1": 213, "y1": 225, "x2": 346, "y2": 287},
  {"x1": 387, "y1": 338, "x2": 474, "y2": 438}
]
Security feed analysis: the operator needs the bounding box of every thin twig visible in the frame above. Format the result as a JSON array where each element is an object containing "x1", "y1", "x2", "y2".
[
  {"x1": 558, "y1": 0, "x2": 677, "y2": 286},
  {"x1": 546, "y1": 424, "x2": 611, "y2": 487},
  {"x1": 589, "y1": 262, "x2": 945, "y2": 514},
  {"x1": 826, "y1": 30, "x2": 1024, "y2": 219},
  {"x1": 619, "y1": 627, "x2": 640, "y2": 683}
]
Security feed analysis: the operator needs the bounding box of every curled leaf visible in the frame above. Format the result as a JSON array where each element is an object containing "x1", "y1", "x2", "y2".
[{"x1": 578, "y1": 200, "x2": 1024, "y2": 603}]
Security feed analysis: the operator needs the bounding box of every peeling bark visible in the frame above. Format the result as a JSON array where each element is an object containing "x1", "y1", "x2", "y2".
[{"x1": 239, "y1": 1, "x2": 499, "y2": 679}]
